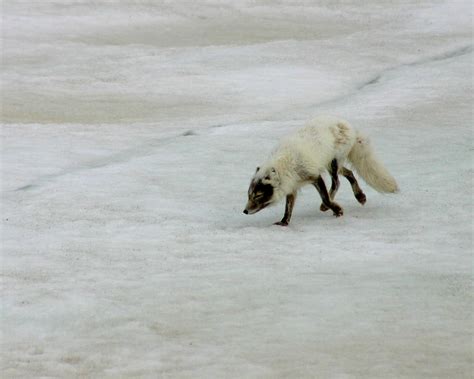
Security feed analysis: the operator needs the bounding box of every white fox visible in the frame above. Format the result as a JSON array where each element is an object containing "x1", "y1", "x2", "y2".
[{"x1": 243, "y1": 116, "x2": 399, "y2": 226}]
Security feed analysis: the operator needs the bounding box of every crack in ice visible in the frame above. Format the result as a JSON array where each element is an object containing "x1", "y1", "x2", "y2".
[{"x1": 14, "y1": 44, "x2": 472, "y2": 192}]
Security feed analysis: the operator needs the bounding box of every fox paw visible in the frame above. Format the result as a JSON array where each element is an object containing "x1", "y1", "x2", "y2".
[
  {"x1": 320, "y1": 203, "x2": 329, "y2": 212},
  {"x1": 274, "y1": 221, "x2": 289, "y2": 227},
  {"x1": 332, "y1": 205, "x2": 344, "y2": 217},
  {"x1": 356, "y1": 192, "x2": 366, "y2": 205}
]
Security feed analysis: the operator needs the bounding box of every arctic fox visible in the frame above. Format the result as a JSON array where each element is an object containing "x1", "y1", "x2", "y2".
[{"x1": 243, "y1": 116, "x2": 398, "y2": 226}]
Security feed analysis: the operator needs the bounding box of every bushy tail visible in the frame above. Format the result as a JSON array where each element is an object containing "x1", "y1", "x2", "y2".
[{"x1": 348, "y1": 131, "x2": 399, "y2": 193}]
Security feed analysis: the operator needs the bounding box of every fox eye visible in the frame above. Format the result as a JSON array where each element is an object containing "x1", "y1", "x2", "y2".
[{"x1": 254, "y1": 192, "x2": 264, "y2": 199}]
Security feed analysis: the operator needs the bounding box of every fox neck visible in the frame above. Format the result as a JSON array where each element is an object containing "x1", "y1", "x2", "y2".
[{"x1": 265, "y1": 156, "x2": 299, "y2": 199}]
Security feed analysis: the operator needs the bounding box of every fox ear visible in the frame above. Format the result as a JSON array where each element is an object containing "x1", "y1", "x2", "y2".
[
  {"x1": 263, "y1": 167, "x2": 278, "y2": 182},
  {"x1": 255, "y1": 166, "x2": 260, "y2": 173},
  {"x1": 269, "y1": 167, "x2": 280, "y2": 182}
]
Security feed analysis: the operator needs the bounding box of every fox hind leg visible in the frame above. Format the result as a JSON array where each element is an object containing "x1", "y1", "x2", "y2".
[
  {"x1": 341, "y1": 167, "x2": 366, "y2": 205},
  {"x1": 320, "y1": 159, "x2": 340, "y2": 212},
  {"x1": 314, "y1": 176, "x2": 343, "y2": 217},
  {"x1": 320, "y1": 165, "x2": 367, "y2": 211}
]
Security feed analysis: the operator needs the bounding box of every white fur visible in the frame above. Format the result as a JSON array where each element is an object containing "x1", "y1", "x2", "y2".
[
  {"x1": 348, "y1": 131, "x2": 399, "y2": 193},
  {"x1": 254, "y1": 116, "x2": 398, "y2": 204}
]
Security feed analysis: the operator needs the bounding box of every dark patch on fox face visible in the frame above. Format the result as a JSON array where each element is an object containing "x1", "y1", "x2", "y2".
[
  {"x1": 245, "y1": 179, "x2": 274, "y2": 214},
  {"x1": 251, "y1": 181, "x2": 274, "y2": 202}
]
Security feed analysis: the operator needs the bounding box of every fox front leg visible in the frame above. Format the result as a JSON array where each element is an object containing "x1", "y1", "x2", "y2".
[
  {"x1": 274, "y1": 192, "x2": 297, "y2": 226},
  {"x1": 320, "y1": 159, "x2": 340, "y2": 212}
]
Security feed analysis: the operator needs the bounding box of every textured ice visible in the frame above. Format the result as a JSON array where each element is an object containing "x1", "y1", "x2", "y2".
[{"x1": 2, "y1": 1, "x2": 472, "y2": 377}]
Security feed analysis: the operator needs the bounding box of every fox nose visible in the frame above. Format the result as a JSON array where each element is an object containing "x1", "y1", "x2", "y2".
[{"x1": 243, "y1": 209, "x2": 248, "y2": 214}]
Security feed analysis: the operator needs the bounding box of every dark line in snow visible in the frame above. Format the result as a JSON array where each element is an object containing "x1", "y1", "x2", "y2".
[
  {"x1": 406, "y1": 44, "x2": 473, "y2": 66},
  {"x1": 182, "y1": 130, "x2": 197, "y2": 136},
  {"x1": 359, "y1": 75, "x2": 381, "y2": 89},
  {"x1": 311, "y1": 44, "x2": 473, "y2": 109},
  {"x1": 15, "y1": 184, "x2": 37, "y2": 191},
  {"x1": 14, "y1": 44, "x2": 472, "y2": 192},
  {"x1": 14, "y1": 134, "x2": 179, "y2": 192}
]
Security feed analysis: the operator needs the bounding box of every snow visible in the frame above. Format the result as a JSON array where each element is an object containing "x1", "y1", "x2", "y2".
[{"x1": 1, "y1": 1, "x2": 472, "y2": 377}]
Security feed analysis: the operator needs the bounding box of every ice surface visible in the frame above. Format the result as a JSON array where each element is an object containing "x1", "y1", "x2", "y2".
[{"x1": 1, "y1": 1, "x2": 472, "y2": 377}]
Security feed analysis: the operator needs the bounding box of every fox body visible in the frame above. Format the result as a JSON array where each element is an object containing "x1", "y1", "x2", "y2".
[{"x1": 243, "y1": 116, "x2": 398, "y2": 225}]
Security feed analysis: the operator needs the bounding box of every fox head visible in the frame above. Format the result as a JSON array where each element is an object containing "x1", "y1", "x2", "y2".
[{"x1": 243, "y1": 166, "x2": 280, "y2": 215}]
